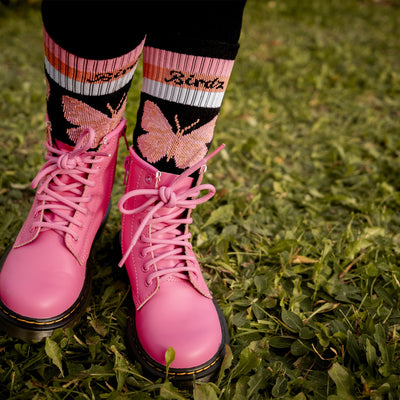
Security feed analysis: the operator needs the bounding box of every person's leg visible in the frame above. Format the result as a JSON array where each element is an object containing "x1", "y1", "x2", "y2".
[
  {"x1": 41, "y1": 0, "x2": 145, "y2": 147},
  {"x1": 133, "y1": 1, "x2": 245, "y2": 173},
  {"x1": 0, "y1": 1, "x2": 145, "y2": 340},
  {"x1": 119, "y1": 0, "x2": 246, "y2": 384}
]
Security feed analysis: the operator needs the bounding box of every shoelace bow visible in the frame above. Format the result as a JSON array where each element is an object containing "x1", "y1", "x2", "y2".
[
  {"x1": 30, "y1": 128, "x2": 110, "y2": 239},
  {"x1": 118, "y1": 145, "x2": 225, "y2": 285}
]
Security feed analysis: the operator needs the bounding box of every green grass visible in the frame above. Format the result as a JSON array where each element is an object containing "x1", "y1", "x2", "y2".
[{"x1": 1, "y1": 0, "x2": 400, "y2": 398}]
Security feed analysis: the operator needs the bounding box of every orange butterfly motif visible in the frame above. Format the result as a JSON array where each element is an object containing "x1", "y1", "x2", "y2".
[
  {"x1": 62, "y1": 94, "x2": 127, "y2": 147},
  {"x1": 138, "y1": 100, "x2": 217, "y2": 169}
]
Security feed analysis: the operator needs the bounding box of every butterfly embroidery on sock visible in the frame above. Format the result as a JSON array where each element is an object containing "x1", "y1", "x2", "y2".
[
  {"x1": 137, "y1": 100, "x2": 217, "y2": 169},
  {"x1": 46, "y1": 78, "x2": 52, "y2": 144},
  {"x1": 62, "y1": 94, "x2": 127, "y2": 147},
  {"x1": 46, "y1": 77, "x2": 50, "y2": 101}
]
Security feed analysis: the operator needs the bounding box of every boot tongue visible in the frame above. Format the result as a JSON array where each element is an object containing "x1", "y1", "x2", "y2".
[
  {"x1": 54, "y1": 138, "x2": 74, "y2": 153},
  {"x1": 150, "y1": 173, "x2": 195, "y2": 277},
  {"x1": 41, "y1": 139, "x2": 90, "y2": 228}
]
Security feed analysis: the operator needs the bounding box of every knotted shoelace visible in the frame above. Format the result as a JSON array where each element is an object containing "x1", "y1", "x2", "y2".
[
  {"x1": 118, "y1": 145, "x2": 225, "y2": 285},
  {"x1": 30, "y1": 128, "x2": 110, "y2": 239}
]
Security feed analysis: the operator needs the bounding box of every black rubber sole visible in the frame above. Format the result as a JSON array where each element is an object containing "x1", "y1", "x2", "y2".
[
  {"x1": 125, "y1": 295, "x2": 230, "y2": 388},
  {"x1": 0, "y1": 201, "x2": 112, "y2": 341}
]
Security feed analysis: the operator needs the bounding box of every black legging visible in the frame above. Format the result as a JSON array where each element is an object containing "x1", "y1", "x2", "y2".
[{"x1": 41, "y1": 1, "x2": 247, "y2": 59}]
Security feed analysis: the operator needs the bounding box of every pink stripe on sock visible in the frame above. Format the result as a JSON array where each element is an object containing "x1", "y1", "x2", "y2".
[
  {"x1": 43, "y1": 27, "x2": 144, "y2": 87},
  {"x1": 143, "y1": 63, "x2": 229, "y2": 92},
  {"x1": 143, "y1": 46, "x2": 235, "y2": 77}
]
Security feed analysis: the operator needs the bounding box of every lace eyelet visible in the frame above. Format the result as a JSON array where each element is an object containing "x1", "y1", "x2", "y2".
[
  {"x1": 145, "y1": 176, "x2": 152, "y2": 184},
  {"x1": 145, "y1": 279, "x2": 151, "y2": 287}
]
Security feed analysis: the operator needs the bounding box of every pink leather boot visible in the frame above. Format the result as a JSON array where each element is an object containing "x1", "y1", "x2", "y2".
[
  {"x1": 118, "y1": 145, "x2": 229, "y2": 385},
  {"x1": 0, "y1": 119, "x2": 126, "y2": 340}
]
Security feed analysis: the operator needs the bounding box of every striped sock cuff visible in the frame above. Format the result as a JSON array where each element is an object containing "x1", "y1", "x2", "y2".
[
  {"x1": 43, "y1": 27, "x2": 144, "y2": 96},
  {"x1": 142, "y1": 46, "x2": 235, "y2": 109}
]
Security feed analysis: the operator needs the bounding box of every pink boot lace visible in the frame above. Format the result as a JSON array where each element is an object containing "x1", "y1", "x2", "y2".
[
  {"x1": 118, "y1": 145, "x2": 225, "y2": 285},
  {"x1": 30, "y1": 129, "x2": 111, "y2": 240}
]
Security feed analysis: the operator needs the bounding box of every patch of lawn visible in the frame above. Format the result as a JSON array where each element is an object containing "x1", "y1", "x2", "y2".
[{"x1": 0, "y1": 0, "x2": 400, "y2": 398}]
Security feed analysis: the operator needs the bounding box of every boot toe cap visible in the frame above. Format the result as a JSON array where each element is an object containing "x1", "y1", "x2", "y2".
[
  {"x1": 0, "y1": 233, "x2": 84, "y2": 320},
  {"x1": 135, "y1": 280, "x2": 224, "y2": 369}
]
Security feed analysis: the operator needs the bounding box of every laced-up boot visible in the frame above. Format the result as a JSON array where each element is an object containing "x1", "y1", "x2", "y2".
[
  {"x1": 118, "y1": 145, "x2": 228, "y2": 385},
  {"x1": 0, "y1": 119, "x2": 126, "y2": 340}
]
